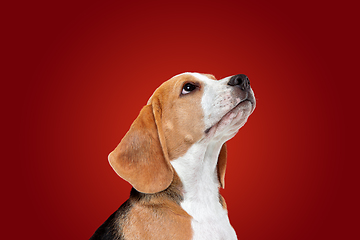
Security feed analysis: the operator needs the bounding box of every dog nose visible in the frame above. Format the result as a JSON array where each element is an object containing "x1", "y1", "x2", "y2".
[{"x1": 228, "y1": 74, "x2": 250, "y2": 91}]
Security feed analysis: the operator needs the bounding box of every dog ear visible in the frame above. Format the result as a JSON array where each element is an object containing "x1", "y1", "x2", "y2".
[
  {"x1": 108, "y1": 100, "x2": 173, "y2": 194},
  {"x1": 217, "y1": 143, "x2": 227, "y2": 189}
]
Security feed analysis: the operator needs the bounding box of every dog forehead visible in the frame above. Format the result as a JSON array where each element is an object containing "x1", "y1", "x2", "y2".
[
  {"x1": 147, "y1": 72, "x2": 214, "y2": 104},
  {"x1": 176, "y1": 72, "x2": 216, "y2": 85},
  {"x1": 165, "y1": 72, "x2": 213, "y2": 91}
]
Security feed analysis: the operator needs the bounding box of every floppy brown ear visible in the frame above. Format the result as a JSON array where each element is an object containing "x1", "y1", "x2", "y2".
[
  {"x1": 108, "y1": 103, "x2": 173, "y2": 194},
  {"x1": 217, "y1": 143, "x2": 227, "y2": 189}
]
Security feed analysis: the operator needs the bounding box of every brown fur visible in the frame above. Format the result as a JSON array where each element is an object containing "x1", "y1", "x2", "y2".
[
  {"x1": 150, "y1": 74, "x2": 205, "y2": 160},
  {"x1": 108, "y1": 104, "x2": 173, "y2": 194},
  {"x1": 217, "y1": 143, "x2": 227, "y2": 189},
  {"x1": 122, "y1": 175, "x2": 192, "y2": 239}
]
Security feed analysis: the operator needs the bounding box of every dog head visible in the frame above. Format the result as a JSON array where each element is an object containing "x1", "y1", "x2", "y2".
[{"x1": 108, "y1": 73, "x2": 255, "y2": 193}]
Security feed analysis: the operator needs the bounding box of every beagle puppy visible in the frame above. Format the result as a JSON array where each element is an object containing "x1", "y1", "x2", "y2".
[{"x1": 90, "y1": 72, "x2": 255, "y2": 240}]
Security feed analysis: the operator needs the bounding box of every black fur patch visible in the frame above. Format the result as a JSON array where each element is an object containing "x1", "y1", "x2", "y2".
[
  {"x1": 90, "y1": 179, "x2": 184, "y2": 240},
  {"x1": 90, "y1": 200, "x2": 132, "y2": 240}
]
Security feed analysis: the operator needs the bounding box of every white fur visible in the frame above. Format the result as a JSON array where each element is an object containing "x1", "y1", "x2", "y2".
[
  {"x1": 170, "y1": 73, "x2": 255, "y2": 240},
  {"x1": 171, "y1": 142, "x2": 237, "y2": 240}
]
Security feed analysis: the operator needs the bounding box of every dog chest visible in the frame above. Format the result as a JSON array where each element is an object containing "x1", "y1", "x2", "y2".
[{"x1": 181, "y1": 199, "x2": 238, "y2": 240}]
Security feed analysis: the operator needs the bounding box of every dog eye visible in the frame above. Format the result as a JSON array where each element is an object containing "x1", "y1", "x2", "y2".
[{"x1": 181, "y1": 83, "x2": 197, "y2": 95}]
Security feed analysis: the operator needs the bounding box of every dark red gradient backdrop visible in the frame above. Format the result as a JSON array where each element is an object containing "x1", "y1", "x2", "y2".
[{"x1": 2, "y1": 1, "x2": 359, "y2": 239}]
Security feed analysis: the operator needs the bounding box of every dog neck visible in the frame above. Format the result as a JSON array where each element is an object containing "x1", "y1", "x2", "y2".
[{"x1": 171, "y1": 140, "x2": 226, "y2": 221}]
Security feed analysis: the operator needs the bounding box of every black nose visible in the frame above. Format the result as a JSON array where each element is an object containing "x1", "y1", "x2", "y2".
[{"x1": 228, "y1": 74, "x2": 250, "y2": 91}]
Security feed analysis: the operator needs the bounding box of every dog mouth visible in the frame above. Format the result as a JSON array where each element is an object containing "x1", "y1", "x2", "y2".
[{"x1": 204, "y1": 97, "x2": 255, "y2": 134}]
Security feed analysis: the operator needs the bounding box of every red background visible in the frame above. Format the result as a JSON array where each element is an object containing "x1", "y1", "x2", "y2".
[{"x1": 2, "y1": 0, "x2": 359, "y2": 239}]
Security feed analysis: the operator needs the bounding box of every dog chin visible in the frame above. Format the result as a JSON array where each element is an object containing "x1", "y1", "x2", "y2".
[{"x1": 204, "y1": 100, "x2": 253, "y2": 142}]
